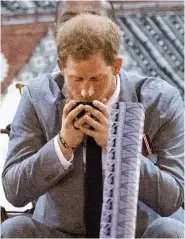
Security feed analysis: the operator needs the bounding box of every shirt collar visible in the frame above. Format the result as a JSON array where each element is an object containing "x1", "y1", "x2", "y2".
[{"x1": 106, "y1": 75, "x2": 120, "y2": 113}]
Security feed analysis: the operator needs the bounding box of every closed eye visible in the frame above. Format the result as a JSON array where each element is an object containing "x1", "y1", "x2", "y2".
[
  {"x1": 75, "y1": 77, "x2": 83, "y2": 81},
  {"x1": 68, "y1": 76, "x2": 82, "y2": 81},
  {"x1": 73, "y1": 78, "x2": 83, "y2": 82},
  {"x1": 90, "y1": 77, "x2": 97, "y2": 81}
]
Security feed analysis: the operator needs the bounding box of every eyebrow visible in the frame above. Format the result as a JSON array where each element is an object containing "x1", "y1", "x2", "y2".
[
  {"x1": 58, "y1": 12, "x2": 78, "y2": 23},
  {"x1": 58, "y1": 11, "x2": 101, "y2": 24},
  {"x1": 68, "y1": 74, "x2": 106, "y2": 79},
  {"x1": 68, "y1": 75, "x2": 79, "y2": 78}
]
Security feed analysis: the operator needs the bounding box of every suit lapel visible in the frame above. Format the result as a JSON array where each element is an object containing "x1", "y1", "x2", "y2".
[
  {"x1": 53, "y1": 74, "x2": 66, "y2": 136},
  {"x1": 119, "y1": 69, "x2": 139, "y2": 103},
  {"x1": 119, "y1": 69, "x2": 151, "y2": 153}
]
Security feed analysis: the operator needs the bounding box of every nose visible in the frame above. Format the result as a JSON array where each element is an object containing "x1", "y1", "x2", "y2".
[{"x1": 81, "y1": 82, "x2": 94, "y2": 99}]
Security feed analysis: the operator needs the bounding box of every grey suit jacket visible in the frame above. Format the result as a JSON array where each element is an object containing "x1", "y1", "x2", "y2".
[{"x1": 2, "y1": 69, "x2": 184, "y2": 236}]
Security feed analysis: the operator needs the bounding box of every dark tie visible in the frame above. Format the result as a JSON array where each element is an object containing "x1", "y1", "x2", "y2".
[{"x1": 85, "y1": 135, "x2": 103, "y2": 238}]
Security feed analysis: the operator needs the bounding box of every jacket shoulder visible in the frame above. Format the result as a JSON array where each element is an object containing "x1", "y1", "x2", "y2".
[
  {"x1": 126, "y1": 71, "x2": 181, "y2": 110},
  {"x1": 139, "y1": 76, "x2": 181, "y2": 114},
  {"x1": 123, "y1": 71, "x2": 182, "y2": 131},
  {"x1": 24, "y1": 72, "x2": 61, "y2": 102}
]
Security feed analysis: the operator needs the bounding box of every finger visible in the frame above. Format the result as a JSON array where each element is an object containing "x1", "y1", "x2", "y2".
[
  {"x1": 84, "y1": 105, "x2": 108, "y2": 125},
  {"x1": 75, "y1": 112, "x2": 91, "y2": 127},
  {"x1": 93, "y1": 100, "x2": 109, "y2": 118},
  {"x1": 79, "y1": 125, "x2": 96, "y2": 138},
  {"x1": 83, "y1": 114, "x2": 103, "y2": 131},
  {"x1": 73, "y1": 117, "x2": 86, "y2": 128},
  {"x1": 63, "y1": 100, "x2": 77, "y2": 118},
  {"x1": 101, "y1": 98, "x2": 107, "y2": 104},
  {"x1": 84, "y1": 101, "x2": 109, "y2": 120},
  {"x1": 67, "y1": 104, "x2": 86, "y2": 125}
]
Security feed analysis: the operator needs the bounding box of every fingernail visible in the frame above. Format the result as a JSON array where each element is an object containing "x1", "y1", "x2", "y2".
[
  {"x1": 84, "y1": 105, "x2": 91, "y2": 110},
  {"x1": 93, "y1": 100, "x2": 98, "y2": 105},
  {"x1": 79, "y1": 104, "x2": 84, "y2": 109},
  {"x1": 102, "y1": 98, "x2": 107, "y2": 103}
]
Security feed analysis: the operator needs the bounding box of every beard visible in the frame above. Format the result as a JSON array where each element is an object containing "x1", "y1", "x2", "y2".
[
  {"x1": 64, "y1": 77, "x2": 115, "y2": 103},
  {"x1": 64, "y1": 85, "x2": 98, "y2": 102}
]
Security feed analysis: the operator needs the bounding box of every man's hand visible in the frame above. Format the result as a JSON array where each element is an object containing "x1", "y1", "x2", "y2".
[
  {"x1": 77, "y1": 100, "x2": 109, "y2": 150},
  {"x1": 60, "y1": 100, "x2": 85, "y2": 149}
]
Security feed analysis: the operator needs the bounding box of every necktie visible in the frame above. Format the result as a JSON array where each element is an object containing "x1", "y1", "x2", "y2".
[{"x1": 85, "y1": 135, "x2": 103, "y2": 238}]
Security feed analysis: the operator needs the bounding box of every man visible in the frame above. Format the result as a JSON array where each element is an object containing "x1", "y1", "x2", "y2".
[
  {"x1": 55, "y1": 0, "x2": 115, "y2": 27},
  {"x1": 1, "y1": 13, "x2": 184, "y2": 239}
]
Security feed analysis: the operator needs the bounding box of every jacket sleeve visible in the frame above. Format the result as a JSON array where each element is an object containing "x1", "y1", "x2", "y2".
[
  {"x1": 2, "y1": 85, "x2": 72, "y2": 207},
  {"x1": 139, "y1": 91, "x2": 184, "y2": 216}
]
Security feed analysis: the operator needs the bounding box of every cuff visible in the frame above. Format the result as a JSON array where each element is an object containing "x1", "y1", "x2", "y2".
[{"x1": 54, "y1": 135, "x2": 74, "y2": 170}]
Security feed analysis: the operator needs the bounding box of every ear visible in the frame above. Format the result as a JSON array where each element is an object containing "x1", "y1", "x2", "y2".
[
  {"x1": 57, "y1": 57, "x2": 64, "y2": 75},
  {"x1": 112, "y1": 58, "x2": 123, "y2": 75}
]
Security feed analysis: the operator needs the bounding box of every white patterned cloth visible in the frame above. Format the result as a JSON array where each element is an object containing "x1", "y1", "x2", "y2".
[{"x1": 100, "y1": 102, "x2": 145, "y2": 238}]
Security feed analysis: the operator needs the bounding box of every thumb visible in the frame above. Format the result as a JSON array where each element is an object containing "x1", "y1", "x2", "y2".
[{"x1": 101, "y1": 98, "x2": 107, "y2": 104}]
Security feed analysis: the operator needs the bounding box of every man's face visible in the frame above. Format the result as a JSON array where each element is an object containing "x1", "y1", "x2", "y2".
[
  {"x1": 58, "y1": 53, "x2": 121, "y2": 102},
  {"x1": 56, "y1": 1, "x2": 108, "y2": 25}
]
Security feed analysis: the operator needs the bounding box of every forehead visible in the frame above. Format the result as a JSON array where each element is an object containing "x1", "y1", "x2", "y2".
[
  {"x1": 58, "y1": 1, "x2": 102, "y2": 15},
  {"x1": 57, "y1": 1, "x2": 102, "y2": 24},
  {"x1": 65, "y1": 54, "x2": 109, "y2": 73},
  {"x1": 56, "y1": 1, "x2": 112, "y2": 25}
]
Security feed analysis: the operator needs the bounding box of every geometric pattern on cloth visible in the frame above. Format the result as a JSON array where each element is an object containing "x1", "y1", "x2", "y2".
[
  {"x1": 1, "y1": 1, "x2": 58, "y2": 14},
  {"x1": 100, "y1": 102, "x2": 145, "y2": 238},
  {"x1": 12, "y1": 12, "x2": 183, "y2": 98},
  {"x1": 1, "y1": 0, "x2": 183, "y2": 98},
  {"x1": 11, "y1": 12, "x2": 183, "y2": 99},
  {"x1": 118, "y1": 12, "x2": 184, "y2": 96},
  {"x1": 1, "y1": 0, "x2": 183, "y2": 100},
  {"x1": 15, "y1": 30, "x2": 58, "y2": 84}
]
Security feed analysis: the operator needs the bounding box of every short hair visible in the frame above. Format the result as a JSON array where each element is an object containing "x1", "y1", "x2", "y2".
[{"x1": 56, "y1": 13, "x2": 120, "y2": 66}]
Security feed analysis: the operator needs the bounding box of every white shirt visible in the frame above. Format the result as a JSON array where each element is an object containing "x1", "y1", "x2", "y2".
[{"x1": 54, "y1": 75, "x2": 121, "y2": 170}]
